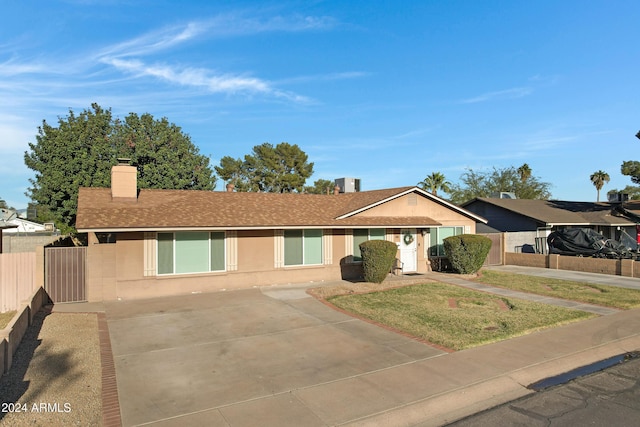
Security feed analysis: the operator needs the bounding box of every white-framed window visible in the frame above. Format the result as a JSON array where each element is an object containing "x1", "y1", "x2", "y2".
[
  {"x1": 157, "y1": 231, "x2": 226, "y2": 275},
  {"x1": 353, "y1": 228, "x2": 386, "y2": 262},
  {"x1": 428, "y1": 227, "x2": 464, "y2": 257},
  {"x1": 284, "y1": 229, "x2": 323, "y2": 266}
]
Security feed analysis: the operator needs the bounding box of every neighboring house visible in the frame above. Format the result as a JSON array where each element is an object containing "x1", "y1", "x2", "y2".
[
  {"x1": 462, "y1": 198, "x2": 640, "y2": 243},
  {"x1": 1, "y1": 217, "x2": 49, "y2": 234},
  {"x1": 0, "y1": 223, "x2": 18, "y2": 253},
  {"x1": 75, "y1": 164, "x2": 486, "y2": 301},
  {"x1": 1, "y1": 211, "x2": 58, "y2": 253}
]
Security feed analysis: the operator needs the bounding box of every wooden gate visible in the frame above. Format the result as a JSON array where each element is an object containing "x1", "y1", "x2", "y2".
[
  {"x1": 45, "y1": 247, "x2": 87, "y2": 303},
  {"x1": 480, "y1": 233, "x2": 503, "y2": 266}
]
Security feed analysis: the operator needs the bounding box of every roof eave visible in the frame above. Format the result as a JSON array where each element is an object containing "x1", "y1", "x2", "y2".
[{"x1": 78, "y1": 222, "x2": 445, "y2": 233}]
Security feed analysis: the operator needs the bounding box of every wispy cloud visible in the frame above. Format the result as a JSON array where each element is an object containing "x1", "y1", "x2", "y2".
[
  {"x1": 98, "y1": 13, "x2": 336, "y2": 60},
  {"x1": 459, "y1": 87, "x2": 533, "y2": 104},
  {"x1": 0, "y1": 59, "x2": 47, "y2": 77},
  {"x1": 102, "y1": 57, "x2": 311, "y2": 103},
  {"x1": 93, "y1": 13, "x2": 336, "y2": 102},
  {"x1": 103, "y1": 58, "x2": 268, "y2": 92},
  {"x1": 96, "y1": 22, "x2": 210, "y2": 59},
  {"x1": 1, "y1": 11, "x2": 337, "y2": 105}
]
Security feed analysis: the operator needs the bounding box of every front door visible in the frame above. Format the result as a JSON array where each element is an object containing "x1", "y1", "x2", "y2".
[{"x1": 400, "y1": 229, "x2": 417, "y2": 272}]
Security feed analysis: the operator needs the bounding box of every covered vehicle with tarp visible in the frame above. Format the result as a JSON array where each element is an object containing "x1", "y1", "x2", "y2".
[{"x1": 547, "y1": 228, "x2": 635, "y2": 259}]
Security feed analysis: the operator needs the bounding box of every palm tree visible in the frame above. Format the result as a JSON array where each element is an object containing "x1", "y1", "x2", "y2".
[
  {"x1": 418, "y1": 172, "x2": 451, "y2": 197},
  {"x1": 517, "y1": 163, "x2": 532, "y2": 182},
  {"x1": 590, "y1": 170, "x2": 610, "y2": 202}
]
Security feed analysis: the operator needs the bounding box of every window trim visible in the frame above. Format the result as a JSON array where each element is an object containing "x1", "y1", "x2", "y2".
[
  {"x1": 284, "y1": 229, "x2": 324, "y2": 267},
  {"x1": 156, "y1": 231, "x2": 226, "y2": 276}
]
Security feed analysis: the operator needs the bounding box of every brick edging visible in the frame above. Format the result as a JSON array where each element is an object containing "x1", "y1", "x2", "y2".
[{"x1": 97, "y1": 312, "x2": 122, "y2": 427}]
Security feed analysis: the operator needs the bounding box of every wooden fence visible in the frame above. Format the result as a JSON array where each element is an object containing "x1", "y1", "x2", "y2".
[
  {"x1": 480, "y1": 233, "x2": 503, "y2": 265},
  {"x1": 0, "y1": 252, "x2": 38, "y2": 312}
]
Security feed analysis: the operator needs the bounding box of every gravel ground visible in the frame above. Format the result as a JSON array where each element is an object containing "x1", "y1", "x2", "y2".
[{"x1": 0, "y1": 308, "x2": 102, "y2": 426}]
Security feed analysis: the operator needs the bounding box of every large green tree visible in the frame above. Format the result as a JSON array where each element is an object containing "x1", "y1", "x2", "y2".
[
  {"x1": 417, "y1": 172, "x2": 451, "y2": 197},
  {"x1": 590, "y1": 170, "x2": 610, "y2": 202},
  {"x1": 215, "y1": 142, "x2": 314, "y2": 193},
  {"x1": 24, "y1": 103, "x2": 215, "y2": 232},
  {"x1": 448, "y1": 164, "x2": 552, "y2": 204},
  {"x1": 304, "y1": 179, "x2": 335, "y2": 194},
  {"x1": 620, "y1": 160, "x2": 640, "y2": 184},
  {"x1": 116, "y1": 112, "x2": 214, "y2": 190}
]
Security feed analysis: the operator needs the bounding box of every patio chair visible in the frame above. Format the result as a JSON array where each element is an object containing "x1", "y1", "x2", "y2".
[{"x1": 391, "y1": 258, "x2": 404, "y2": 275}]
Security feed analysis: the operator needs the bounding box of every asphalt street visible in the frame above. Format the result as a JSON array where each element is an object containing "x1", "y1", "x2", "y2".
[{"x1": 447, "y1": 354, "x2": 640, "y2": 426}]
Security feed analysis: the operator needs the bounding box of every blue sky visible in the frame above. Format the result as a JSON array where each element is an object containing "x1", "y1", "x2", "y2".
[{"x1": 2, "y1": 0, "x2": 639, "y2": 209}]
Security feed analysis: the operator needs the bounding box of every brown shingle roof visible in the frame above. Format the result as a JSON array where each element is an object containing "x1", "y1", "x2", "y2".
[
  {"x1": 465, "y1": 198, "x2": 636, "y2": 226},
  {"x1": 76, "y1": 187, "x2": 449, "y2": 231}
]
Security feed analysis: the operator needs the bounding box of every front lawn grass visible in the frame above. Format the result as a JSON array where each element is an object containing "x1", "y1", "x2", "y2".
[
  {"x1": 0, "y1": 311, "x2": 17, "y2": 329},
  {"x1": 327, "y1": 282, "x2": 594, "y2": 351},
  {"x1": 475, "y1": 270, "x2": 640, "y2": 309}
]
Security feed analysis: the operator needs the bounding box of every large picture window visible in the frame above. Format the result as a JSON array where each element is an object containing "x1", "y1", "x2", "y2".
[
  {"x1": 353, "y1": 228, "x2": 385, "y2": 261},
  {"x1": 428, "y1": 227, "x2": 464, "y2": 257},
  {"x1": 284, "y1": 229, "x2": 323, "y2": 266},
  {"x1": 157, "y1": 231, "x2": 225, "y2": 275}
]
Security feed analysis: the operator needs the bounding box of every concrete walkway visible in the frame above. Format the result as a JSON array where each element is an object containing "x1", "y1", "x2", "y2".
[{"x1": 85, "y1": 267, "x2": 640, "y2": 427}]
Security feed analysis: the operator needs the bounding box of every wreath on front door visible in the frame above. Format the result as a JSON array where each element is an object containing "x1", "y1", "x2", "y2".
[{"x1": 403, "y1": 232, "x2": 414, "y2": 245}]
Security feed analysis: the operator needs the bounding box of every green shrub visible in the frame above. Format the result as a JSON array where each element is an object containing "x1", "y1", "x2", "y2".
[
  {"x1": 443, "y1": 234, "x2": 492, "y2": 274},
  {"x1": 360, "y1": 240, "x2": 398, "y2": 283}
]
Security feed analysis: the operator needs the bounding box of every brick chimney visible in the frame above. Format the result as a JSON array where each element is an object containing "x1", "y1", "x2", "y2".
[{"x1": 111, "y1": 158, "x2": 137, "y2": 200}]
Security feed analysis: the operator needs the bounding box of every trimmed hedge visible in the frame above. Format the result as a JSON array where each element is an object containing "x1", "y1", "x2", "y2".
[
  {"x1": 443, "y1": 234, "x2": 492, "y2": 274},
  {"x1": 360, "y1": 240, "x2": 398, "y2": 283}
]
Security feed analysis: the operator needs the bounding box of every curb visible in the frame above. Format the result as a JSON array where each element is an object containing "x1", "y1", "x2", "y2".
[{"x1": 341, "y1": 335, "x2": 640, "y2": 426}]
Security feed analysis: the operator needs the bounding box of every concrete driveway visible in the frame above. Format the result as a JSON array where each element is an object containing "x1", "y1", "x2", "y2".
[
  {"x1": 104, "y1": 273, "x2": 640, "y2": 427},
  {"x1": 105, "y1": 284, "x2": 445, "y2": 426}
]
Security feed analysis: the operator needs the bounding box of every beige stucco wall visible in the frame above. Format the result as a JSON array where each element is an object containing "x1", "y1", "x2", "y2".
[
  {"x1": 86, "y1": 242, "x2": 117, "y2": 302},
  {"x1": 358, "y1": 194, "x2": 477, "y2": 230},
  {"x1": 237, "y1": 230, "x2": 274, "y2": 272},
  {"x1": 111, "y1": 264, "x2": 345, "y2": 301},
  {"x1": 86, "y1": 230, "x2": 357, "y2": 302},
  {"x1": 116, "y1": 232, "x2": 145, "y2": 281}
]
